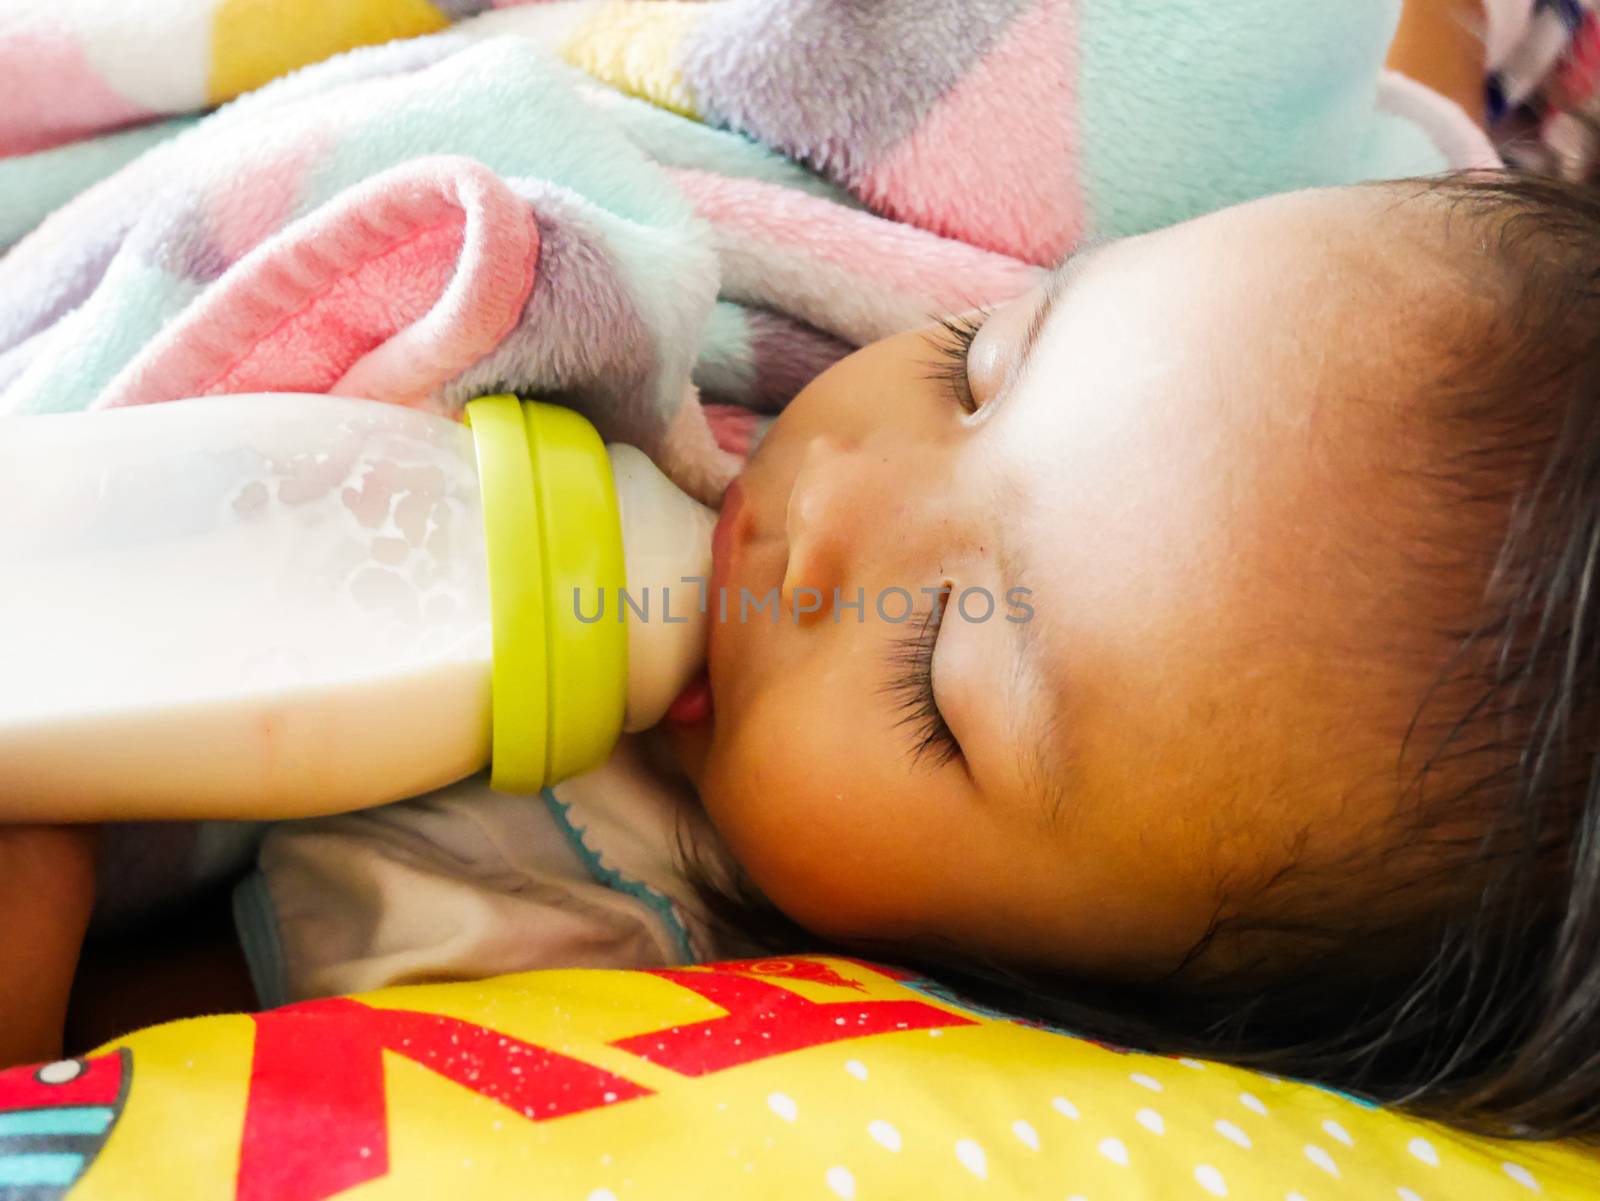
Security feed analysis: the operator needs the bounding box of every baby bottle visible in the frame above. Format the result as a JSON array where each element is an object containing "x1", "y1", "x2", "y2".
[{"x1": 0, "y1": 394, "x2": 715, "y2": 821}]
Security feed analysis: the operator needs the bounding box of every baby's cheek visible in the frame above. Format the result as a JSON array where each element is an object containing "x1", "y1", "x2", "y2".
[{"x1": 700, "y1": 719, "x2": 917, "y2": 940}]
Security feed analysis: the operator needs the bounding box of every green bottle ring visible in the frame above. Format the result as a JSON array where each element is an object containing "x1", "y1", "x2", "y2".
[{"x1": 466, "y1": 396, "x2": 627, "y2": 793}]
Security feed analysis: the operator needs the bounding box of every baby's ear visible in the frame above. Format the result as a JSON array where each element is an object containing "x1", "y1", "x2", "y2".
[{"x1": 568, "y1": 0, "x2": 1462, "y2": 264}]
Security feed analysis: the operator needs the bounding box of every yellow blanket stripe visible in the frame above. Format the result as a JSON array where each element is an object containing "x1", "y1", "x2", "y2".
[
  {"x1": 562, "y1": 0, "x2": 706, "y2": 120},
  {"x1": 209, "y1": 0, "x2": 453, "y2": 104}
]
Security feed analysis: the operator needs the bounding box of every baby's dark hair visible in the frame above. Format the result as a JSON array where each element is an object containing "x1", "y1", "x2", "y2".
[{"x1": 688, "y1": 170, "x2": 1600, "y2": 1141}]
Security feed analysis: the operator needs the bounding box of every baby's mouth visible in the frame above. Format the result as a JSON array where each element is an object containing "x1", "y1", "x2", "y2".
[
  {"x1": 680, "y1": 466, "x2": 793, "y2": 732},
  {"x1": 664, "y1": 667, "x2": 712, "y2": 726}
]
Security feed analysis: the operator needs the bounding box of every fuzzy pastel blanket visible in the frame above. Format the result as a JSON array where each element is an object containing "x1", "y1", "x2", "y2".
[{"x1": 0, "y1": 0, "x2": 1496, "y2": 503}]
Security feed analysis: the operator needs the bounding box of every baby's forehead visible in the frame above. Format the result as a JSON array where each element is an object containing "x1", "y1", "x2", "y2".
[
  {"x1": 1198, "y1": 185, "x2": 1482, "y2": 375},
  {"x1": 1223, "y1": 184, "x2": 1471, "y2": 286},
  {"x1": 988, "y1": 181, "x2": 1490, "y2": 505},
  {"x1": 993, "y1": 185, "x2": 1479, "y2": 585}
]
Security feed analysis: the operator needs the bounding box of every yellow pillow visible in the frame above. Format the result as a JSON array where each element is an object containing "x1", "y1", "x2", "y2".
[{"x1": 4, "y1": 957, "x2": 1594, "y2": 1199}]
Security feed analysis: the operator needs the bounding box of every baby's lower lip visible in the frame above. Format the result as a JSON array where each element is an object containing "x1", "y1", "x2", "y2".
[{"x1": 665, "y1": 667, "x2": 712, "y2": 726}]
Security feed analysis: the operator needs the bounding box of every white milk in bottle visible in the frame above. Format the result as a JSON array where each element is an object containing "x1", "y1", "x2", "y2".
[{"x1": 0, "y1": 395, "x2": 714, "y2": 820}]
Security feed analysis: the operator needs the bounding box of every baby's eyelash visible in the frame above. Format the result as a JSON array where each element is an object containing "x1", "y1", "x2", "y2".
[
  {"x1": 922, "y1": 308, "x2": 991, "y2": 414},
  {"x1": 881, "y1": 602, "x2": 961, "y2": 768}
]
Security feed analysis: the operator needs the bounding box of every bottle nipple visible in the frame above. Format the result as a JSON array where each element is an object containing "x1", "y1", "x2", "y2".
[{"x1": 607, "y1": 445, "x2": 717, "y2": 732}]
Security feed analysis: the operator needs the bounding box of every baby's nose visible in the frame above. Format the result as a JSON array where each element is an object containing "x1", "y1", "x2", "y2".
[{"x1": 781, "y1": 435, "x2": 853, "y2": 625}]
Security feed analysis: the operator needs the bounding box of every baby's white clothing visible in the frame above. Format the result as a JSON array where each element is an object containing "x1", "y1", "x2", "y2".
[{"x1": 232, "y1": 734, "x2": 732, "y2": 1006}]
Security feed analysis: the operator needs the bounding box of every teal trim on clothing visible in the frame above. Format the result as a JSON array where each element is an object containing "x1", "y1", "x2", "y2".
[
  {"x1": 232, "y1": 870, "x2": 291, "y2": 1010},
  {"x1": 540, "y1": 787, "x2": 696, "y2": 963},
  {"x1": 0, "y1": 1108, "x2": 112, "y2": 1138}
]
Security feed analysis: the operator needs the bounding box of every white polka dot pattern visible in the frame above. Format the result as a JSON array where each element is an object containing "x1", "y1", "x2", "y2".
[
  {"x1": 1214, "y1": 1119, "x2": 1251, "y2": 1149},
  {"x1": 766, "y1": 1093, "x2": 797, "y2": 1122},
  {"x1": 1195, "y1": 1163, "x2": 1228, "y2": 1196},
  {"x1": 1409, "y1": 1137, "x2": 1441, "y2": 1167},
  {"x1": 955, "y1": 1138, "x2": 987, "y2": 1179},
  {"x1": 1322, "y1": 1119, "x2": 1354, "y2": 1147},
  {"x1": 1306, "y1": 1143, "x2": 1342, "y2": 1178},
  {"x1": 1503, "y1": 1162, "x2": 1541, "y2": 1192}
]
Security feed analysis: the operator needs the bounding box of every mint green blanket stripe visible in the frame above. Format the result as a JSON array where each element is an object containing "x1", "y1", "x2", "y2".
[
  {"x1": 306, "y1": 44, "x2": 697, "y2": 236},
  {"x1": 8, "y1": 259, "x2": 200, "y2": 416},
  {"x1": 1077, "y1": 0, "x2": 1409, "y2": 240},
  {"x1": 0, "y1": 118, "x2": 196, "y2": 250}
]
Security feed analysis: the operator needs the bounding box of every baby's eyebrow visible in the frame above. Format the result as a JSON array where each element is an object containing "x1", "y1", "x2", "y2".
[{"x1": 1010, "y1": 243, "x2": 1107, "y2": 393}]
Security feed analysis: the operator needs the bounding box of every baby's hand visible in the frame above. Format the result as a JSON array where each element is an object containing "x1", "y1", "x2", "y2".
[{"x1": 0, "y1": 825, "x2": 97, "y2": 1068}]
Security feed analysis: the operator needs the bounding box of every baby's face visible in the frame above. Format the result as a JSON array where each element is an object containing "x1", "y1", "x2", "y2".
[{"x1": 671, "y1": 185, "x2": 1471, "y2": 978}]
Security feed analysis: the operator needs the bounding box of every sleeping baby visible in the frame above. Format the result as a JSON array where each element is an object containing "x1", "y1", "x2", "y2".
[{"x1": 7, "y1": 0, "x2": 1599, "y2": 1141}]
